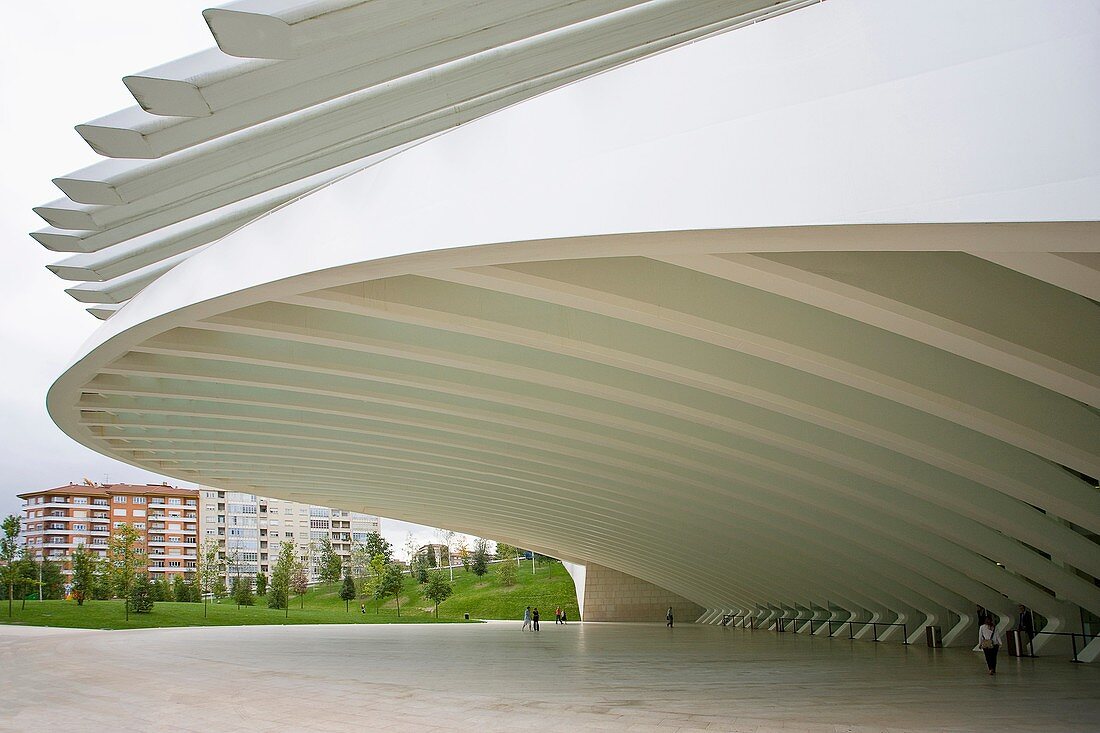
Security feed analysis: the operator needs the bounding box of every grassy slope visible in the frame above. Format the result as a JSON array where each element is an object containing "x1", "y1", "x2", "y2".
[{"x1": 0, "y1": 560, "x2": 578, "y2": 630}]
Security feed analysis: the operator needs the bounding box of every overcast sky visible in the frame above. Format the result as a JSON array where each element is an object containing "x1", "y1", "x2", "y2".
[{"x1": 0, "y1": 2, "x2": 469, "y2": 559}]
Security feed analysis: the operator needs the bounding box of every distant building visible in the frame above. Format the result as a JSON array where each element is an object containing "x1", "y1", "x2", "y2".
[
  {"x1": 199, "y1": 489, "x2": 379, "y2": 584},
  {"x1": 18, "y1": 483, "x2": 200, "y2": 581},
  {"x1": 415, "y1": 543, "x2": 452, "y2": 569}
]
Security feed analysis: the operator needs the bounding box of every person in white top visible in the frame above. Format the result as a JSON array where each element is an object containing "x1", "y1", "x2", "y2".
[
  {"x1": 977, "y1": 616, "x2": 1004, "y2": 675},
  {"x1": 521, "y1": 606, "x2": 531, "y2": 631}
]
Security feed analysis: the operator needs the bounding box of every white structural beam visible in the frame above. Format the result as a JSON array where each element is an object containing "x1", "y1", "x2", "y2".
[
  {"x1": 128, "y1": 1, "x2": 647, "y2": 116},
  {"x1": 31, "y1": 0, "x2": 1100, "y2": 647}
]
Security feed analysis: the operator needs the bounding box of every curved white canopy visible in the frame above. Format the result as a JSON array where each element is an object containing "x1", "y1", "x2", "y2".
[{"x1": 34, "y1": 0, "x2": 1100, "y2": 649}]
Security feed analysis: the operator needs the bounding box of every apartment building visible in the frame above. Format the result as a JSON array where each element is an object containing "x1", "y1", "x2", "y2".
[
  {"x1": 199, "y1": 489, "x2": 380, "y2": 583},
  {"x1": 18, "y1": 482, "x2": 200, "y2": 581}
]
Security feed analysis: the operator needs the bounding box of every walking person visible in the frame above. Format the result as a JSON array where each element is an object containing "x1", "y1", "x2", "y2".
[
  {"x1": 1016, "y1": 604, "x2": 1035, "y2": 656},
  {"x1": 532, "y1": 607, "x2": 540, "y2": 631},
  {"x1": 522, "y1": 605, "x2": 531, "y2": 631},
  {"x1": 561, "y1": 609, "x2": 567, "y2": 624},
  {"x1": 555, "y1": 606, "x2": 562, "y2": 625},
  {"x1": 978, "y1": 616, "x2": 1003, "y2": 675},
  {"x1": 666, "y1": 606, "x2": 674, "y2": 628}
]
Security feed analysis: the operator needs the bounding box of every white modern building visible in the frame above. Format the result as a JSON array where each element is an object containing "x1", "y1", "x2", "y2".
[
  {"x1": 30, "y1": 0, "x2": 1100, "y2": 658},
  {"x1": 200, "y1": 489, "x2": 379, "y2": 582}
]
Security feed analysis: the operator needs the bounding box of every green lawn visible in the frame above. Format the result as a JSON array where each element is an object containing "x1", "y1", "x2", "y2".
[{"x1": 0, "y1": 560, "x2": 578, "y2": 630}]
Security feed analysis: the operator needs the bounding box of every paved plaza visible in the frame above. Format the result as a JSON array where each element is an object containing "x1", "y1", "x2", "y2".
[{"x1": 2, "y1": 621, "x2": 1098, "y2": 732}]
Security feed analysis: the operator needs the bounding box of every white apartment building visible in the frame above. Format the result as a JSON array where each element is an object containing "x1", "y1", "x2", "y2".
[{"x1": 200, "y1": 489, "x2": 380, "y2": 583}]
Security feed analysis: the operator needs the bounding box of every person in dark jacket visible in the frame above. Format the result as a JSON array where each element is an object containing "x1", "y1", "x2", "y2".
[
  {"x1": 532, "y1": 607, "x2": 540, "y2": 631},
  {"x1": 666, "y1": 607, "x2": 674, "y2": 627},
  {"x1": 1016, "y1": 605, "x2": 1035, "y2": 655}
]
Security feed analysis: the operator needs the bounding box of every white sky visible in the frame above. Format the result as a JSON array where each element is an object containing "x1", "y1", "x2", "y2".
[{"x1": 0, "y1": 2, "x2": 470, "y2": 559}]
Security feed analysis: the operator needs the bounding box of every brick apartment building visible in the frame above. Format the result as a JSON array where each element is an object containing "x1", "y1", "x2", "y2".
[{"x1": 19, "y1": 482, "x2": 200, "y2": 581}]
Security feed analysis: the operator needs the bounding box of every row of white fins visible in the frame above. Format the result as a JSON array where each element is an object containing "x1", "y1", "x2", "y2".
[{"x1": 28, "y1": 0, "x2": 821, "y2": 317}]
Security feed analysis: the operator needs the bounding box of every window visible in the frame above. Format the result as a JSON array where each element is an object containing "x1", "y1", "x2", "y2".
[
  {"x1": 168, "y1": 561, "x2": 181, "y2": 568},
  {"x1": 73, "y1": 524, "x2": 87, "y2": 532},
  {"x1": 168, "y1": 498, "x2": 182, "y2": 506},
  {"x1": 131, "y1": 496, "x2": 146, "y2": 505},
  {"x1": 284, "y1": 508, "x2": 293, "y2": 515},
  {"x1": 309, "y1": 519, "x2": 330, "y2": 529},
  {"x1": 113, "y1": 496, "x2": 128, "y2": 504},
  {"x1": 73, "y1": 497, "x2": 88, "y2": 505},
  {"x1": 309, "y1": 507, "x2": 330, "y2": 517},
  {"x1": 186, "y1": 499, "x2": 197, "y2": 506},
  {"x1": 132, "y1": 510, "x2": 145, "y2": 517},
  {"x1": 92, "y1": 499, "x2": 107, "y2": 506},
  {"x1": 151, "y1": 561, "x2": 164, "y2": 568},
  {"x1": 133, "y1": 523, "x2": 146, "y2": 530},
  {"x1": 114, "y1": 522, "x2": 126, "y2": 529},
  {"x1": 309, "y1": 531, "x2": 327, "y2": 540},
  {"x1": 270, "y1": 531, "x2": 280, "y2": 538},
  {"x1": 113, "y1": 509, "x2": 127, "y2": 517}
]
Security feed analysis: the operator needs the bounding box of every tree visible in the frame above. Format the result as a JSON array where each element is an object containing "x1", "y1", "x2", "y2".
[
  {"x1": 291, "y1": 559, "x2": 309, "y2": 609},
  {"x1": 269, "y1": 542, "x2": 294, "y2": 612},
  {"x1": 233, "y1": 576, "x2": 255, "y2": 606},
  {"x1": 70, "y1": 546, "x2": 96, "y2": 606},
  {"x1": 129, "y1": 573, "x2": 154, "y2": 614},
  {"x1": 317, "y1": 537, "x2": 342, "y2": 583},
  {"x1": 255, "y1": 572, "x2": 268, "y2": 596},
  {"x1": 403, "y1": 533, "x2": 417, "y2": 571},
  {"x1": 198, "y1": 538, "x2": 223, "y2": 617},
  {"x1": 1, "y1": 515, "x2": 22, "y2": 617},
  {"x1": 13, "y1": 554, "x2": 38, "y2": 609},
  {"x1": 413, "y1": 555, "x2": 429, "y2": 584},
  {"x1": 457, "y1": 539, "x2": 470, "y2": 572},
  {"x1": 340, "y1": 567, "x2": 356, "y2": 612},
  {"x1": 495, "y1": 542, "x2": 519, "y2": 562},
  {"x1": 171, "y1": 574, "x2": 189, "y2": 603},
  {"x1": 213, "y1": 578, "x2": 228, "y2": 600},
  {"x1": 424, "y1": 571, "x2": 453, "y2": 618},
  {"x1": 37, "y1": 557, "x2": 64, "y2": 600},
  {"x1": 471, "y1": 539, "x2": 489, "y2": 577},
  {"x1": 363, "y1": 553, "x2": 386, "y2": 612},
  {"x1": 91, "y1": 556, "x2": 112, "y2": 600},
  {"x1": 376, "y1": 563, "x2": 404, "y2": 617},
  {"x1": 363, "y1": 531, "x2": 393, "y2": 565},
  {"x1": 224, "y1": 544, "x2": 243, "y2": 599},
  {"x1": 108, "y1": 524, "x2": 144, "y2": 621},
  {"x1": 497, "y1": 557, "x2": 517, "y2": 586}
]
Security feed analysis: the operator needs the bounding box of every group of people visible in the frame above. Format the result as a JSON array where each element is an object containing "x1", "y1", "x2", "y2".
[
  {"x1": 521, "y1": 605, "x2": 569, "y2": 630},
  {"x1": 975, "y1": 604, "x2": 1035, "y2": 675}
]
